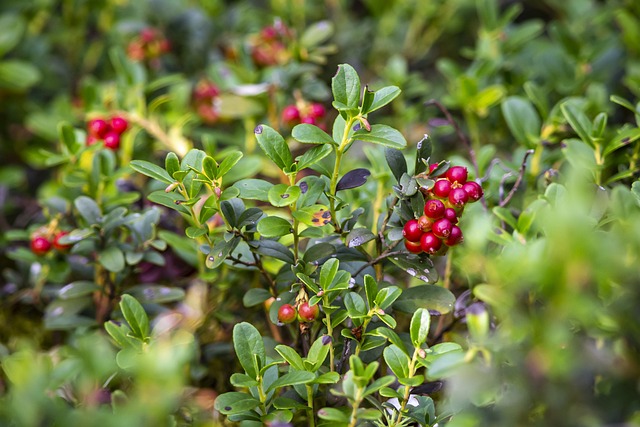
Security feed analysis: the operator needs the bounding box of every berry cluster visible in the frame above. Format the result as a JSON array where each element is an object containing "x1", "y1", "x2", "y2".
[
  {"x1": 86, "y1": 115, "x2": 129, "y2": 150},
  {"x1": 127, "y1": 28, "x2": 170, "y2": 63},
  {"x1": 250, "y1": 22, "x2": 293, "y2": 67},
  {"x1": 192, "y1": 79, "x2": 221, "y2": 124},
  {"x1": 31, "y1": 231, "x2": 72, "y2": 256},
  {"x1": 282, "y1": 101, "x2": 327, "y2": 128},
  {"x1": 403, "y1": 165, "x2": 483, "y2": 255},
  {"x1": 277, "y1": 302, "x2": 319, "y2": 324}
]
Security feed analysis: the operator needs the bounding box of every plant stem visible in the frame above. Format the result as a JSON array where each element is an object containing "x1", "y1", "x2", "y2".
[
  {"x1": 348, "y1": 389, "x2": 362, "y2": 427},
  {"x1": 395, "y1": 346, "x2": 420, "y2": 426},
  {"x1": 329, "y1": 116, "x2": 358, "y2": 233},
  {"x1": 306, "y1": 384, "x2": 316, "y2": 427},
  {"x1": 323, "y1": 302, "x2": 335, "y2": 372}
]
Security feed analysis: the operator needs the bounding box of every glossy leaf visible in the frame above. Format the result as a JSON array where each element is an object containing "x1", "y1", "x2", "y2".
[
  {"x1": 363, "y1": 85, "x2": 401, "y2": 114},
  {"x1": 257, "y1": 216, "x2": 292, "y2": 237},
  {"x1": 233, "y1": 322, "x2": 265, "y2": 379},
  {"x1": 393, "y1": 285, "x2": 455, "y2": 315},
  {"x1": 332, "y1": 63, "x2": 361, "y2": 111},
  {"x1": 120, "y1": 294, "x2": 150, "y2": 340},
  {"x1": 354, "y1": 124, "x2": 407, "y2": 149},
  {"x1": 233, "y1": 179, "x2": 273, "y2": 202},
  {"x1": 410, "y1": 308, "x2": 431, "y2": 347},
  {"x1": 268, "y1": 184, "x2": 301, "y2": 207},
  {"x1": 130, "y1": 160, "x2": 173, "y2": 184},
  {"x1": 383, "y1": 344, "x2": 410, "y2": 379},
  {"x1": 292, "y1": 124, "x2": 335, "y2": 145},
  {"x1": 254, "y1": 125, "x2": 293, "y2": 170},
  {"x1": 336, "y1": 168, "x2": 371, "y2": 191},
  {"x1": 346, "y1": 228, "x2": 376, "y2": 248},
  {"x1": 385, "y1": 148, "x2": 407, "y2": 182},
  {"x1": 415, "y1": 135, "x2": 433, "y2": 175}
]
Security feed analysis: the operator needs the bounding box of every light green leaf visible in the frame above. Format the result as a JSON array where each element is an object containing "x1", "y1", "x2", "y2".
[
  {"x1": 233, "y1": 322, "x2": 265, "y2": 379},
  {"x1": 332, "y1": 64, "x2": 361, "y2": 111},
  {"x1": 292, "y1": 124, "x2": 336, "y2": 145},
  {"x1": 130, "y1": 160, "x2": 173, "y2": 184},
  {"x1": 354, "y1": 124, "x2": 407, "y2": 149},
  {"x1": 218, "y1": 151, "x2": 244, "y2": 177},
  {"x1": 257, "y1": 216, "x2": 292, "y2": 237},
  {"x1": 363, "y1": 85, "x2": 401, "y2": 114},
  {"x1": 254, "y1": 125, "x2": 293, "y2": 170},
  {"x1": 410, "y1": 308, "x2": 431, "y2": 347},
  {"x1": 120, "y1": 294, "x2": 150, "y2": 340},
  {"x1": 383, "y1": 345, "x2": 410, "y2": 379},
  {"x1": 268, "y1": 184, "x2": 301, "y2": 207},
  {"x1": 214, "y1": 392, "x2": 261, "y2": 415},
  {"x1": 275, "y1": 345, "x2": 306, "y2": 371},
  {"x1": 99, "y1": 246, "x2": 125, "y2": 273},
  {"x1": 502, "y1": 96, "x2": 540, "y2": 148},
  {"x1": 266, "y1": 370, "x2": 315, "y2": 393}
]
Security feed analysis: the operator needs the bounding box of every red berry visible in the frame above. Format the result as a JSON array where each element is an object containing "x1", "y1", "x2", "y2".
[
  {"x1": 300, "y1": 116, "x2": 316, "y2": 125},
  {"x1": 308, "y1": 103, "x2": 326, "y2": 119},
  {"x1": 429, "y1": 163, "x2": 439, "y2": 174},
  {"x1": 449, "y1": 187, "x2": 469, "y2": 208},
  {"x1": 445, "y1": 225, "x2": 463, "y2": 246},
  {"x1": 110, "y1": 116, "x2": 128, "y2": 134},
  {"x1": 444, "y1": 208, "x2": 458, "y2": 224},
  {"x1": 462, "y1": 181, "x2": 483, "y2": 202},
  {"x1": 424, "y1": 199, "x2": 445, "y2": 219},
  {"x1": 140, "y1": 28, "x2": 157, "y2": 43},
  {"x1": 432, "y1": 218, "x2": 453, "y2": 239},
  {"x1": 282, "y1": 105, "x2": 300, "y2": 123},
  {"x1": 87, "y1": 135, "x2": 99, "y2": 146},
  {"x1": 402, "y1": 219, "x2": 423, "y2": 242},
  {"x1": 417, "y1": 215, "x2": 433, "y2": 232},
  {"x1": 53, "y1": 231, "x2": 72, "y2": 252},
  {"x1": 432, "y1": 179, "x2": 452, "y2": 198},
  {"x1": 446, "y1": 166, "x2": 468, "y2": 184},
  {"x1": 261, "y1": 26, "x2": 278, "y2": 40},
  {"x1": 405, "y1": 239, "x2": 422, "y2": 254},
  {"x1": 278, "y1": 304, "x2": 297, "y2": 324},
  {"x1": 31, "y1": 236, "x2": 52, "y2": 256},
  {"x1": 420, "y1": 232, "x2": 442, "y2": 254},
  {"x1": 88, "y1": 119, "x2": 110, "y2": 138},
  {"x1": 103, "y1": 132, "x2": 121, "y2": 150},
  {"x1": 297, "y1": 302, "x2": 319, "y2": 322}
]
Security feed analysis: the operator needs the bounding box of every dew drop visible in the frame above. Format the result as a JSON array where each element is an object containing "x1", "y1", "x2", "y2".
[
  {"x1": 52, "y1": 307, "x2": 64, "y2": 316},
  {"x1": 218, "y1": 252, "x2": 223, "y2": 257},
  {"x1": 406, "y1": 268, "x2": 417, "y2": 277},
  {"x1": 276, "y1": 297, "x2": 282, "y2": 301},
  {"x1": 208, "y1": 256, "x2": 214, "y2": 261}
]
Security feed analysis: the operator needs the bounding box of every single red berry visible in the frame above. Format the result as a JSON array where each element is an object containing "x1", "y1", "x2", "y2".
[
  {"x1": 110, "y1": 116, "x2": 128, "y2": 134},
  {"x1": 429, "y1": 163, "x2": 439, "y2": 174},
  {"x1": 308, "y1": 103, "x2": 326, "y2": 119},
  {"x1": 444, "y1": 208, "x2": 458, "y2": 224},
  {"x1": 446, "y1": 166, "x2": 468, "y2": 184},
  {"x1": 405, "y1": 239, "x2": 423, "y2": 254},
  {"x1": 31, "y1": 236, "x2": 52, "y2": 256},
  {"x1": 420, "y1": 232, "x2": 442, "y2": 254},
  {"x1": 462, "y1": 181, "x2": 483, "y2": 202},
  {"x1": 53, "y1": 231, "x2": 72, "y2": 252},
  {"x1": 87, "y1": 135, "x2": 99, "y2": 146},
  {"x1": 417, "y1": 215, "x2": 433, "y2": 232},
  {"x1": 424, "y1": 199, "x2": 445, "y2": 219},
  {"x1": 87, "y1": 119, "x2": 110, "y2": 138},
  {"x1": 432, "y1": 218, "x2": 453, "y2": 239},
  {"x1": 449, "y1": 187, "x2": 469, "y2": 208},
  {"x1": 140, "y1": 28, "x2": 157, "y2": 43},
  {"x1": 432, "y1": 179, "x2": 452, "y2": 198},
  {"x1": 103, "y1": 132, "x2": 121, "y2": 150},
  {"x1": 282, "y1": 105, "x2": 300, "y2": 123},
  {"x1": 402, "y1": 219, "x2": 423, "y2": 242},
  {"x1": 300, "y1": 116, "x2": 316, "y2": 125},
  {"x1": 278, "y1": 304, "x2": 297, "y2": 324},
  {"x1": 261, "y1": 26, "x2": 278, "y2": 40},
  {"x1": 445, "y1": 225, "x2": 463, "y2": 246},
  {"x1": 297, "y1": 302, "x2": 319, "y2": 322}
]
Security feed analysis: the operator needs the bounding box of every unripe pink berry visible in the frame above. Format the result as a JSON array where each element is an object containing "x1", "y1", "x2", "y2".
[
  {"x1": 308, "y1": 103, "x2": 326, "y2": 119},
  {"x1": 278, "y1": 304, "x2": 296, "y2": 324}
]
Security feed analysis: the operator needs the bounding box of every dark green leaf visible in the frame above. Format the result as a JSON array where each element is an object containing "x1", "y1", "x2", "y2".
[
  {"x1": 344, "y1": 292, "x2": 367, "y2": 318},
  {"x1": 147, "y1": 191, "x2": 189, "y2": 215},
  {"x1": 393, "y1": 285, "x2": 455, "y2": 315},
  {"x1": 383, "y1": 345, "x2": 410, "y2": 379},
  {"x1": 364, "y1": 275, "x2": 378, "y2": 310},
  {"x1": 266, "y1": 370, "x2": 315, "y2": 393},
  {"x1": 214, "y1": 392, "x2": 261, "y2": 415},
  {"x1": 206, "y1": 237, "x2": 241, "y2": 269},
  {"x1": 389, "y1": 253, "x2": 437, "y2": 283},
  {"x1": 120, "y1": 294, "x2": 150, "y2": 340},
  {"x1": 243, "y1": 289, "x2": 272, "y2": 307},
  {"x1": 254, "y1": 125, "x2": 293, "y2": 170},
  {"x1": 302, "y1": 242, "x2": 336, "y2": 263},
  {"x1": 385, "y1": 148, "x2": 407, "y2": 182},
  {"x1": 233, "y1": 179, "x2": 273, "y2": 202},
  {"x1": 415, "y1": 135, "x2": 432, "y2": 175},
  {"x1": 296, "y1": 144, "x2": 333, "y2": 171},
  {"x1": 220, "y1": 198, "x2": 245, "y2": 228},
  {"x1": 130, "y1": 160, "x2": 173, "y2": 184},
  {"x1": 332, "y1": 64, "x2": 361, "y2": 111},
  {"x1": 292, "y1": 124, "x2": 336, "y2": 145},
  {"x1": 354, "y1": 124, "x2": 407, "y2": 149},
  {"x1": 233, "y1": 322, "x2": 265, "y2": 379},
  {"x1": 238, "y1": 207, "x2": 264, "y2": 229},
  {"x1": 74, "y1": 196, "x2": 102, "y2": 224},
  {"x1": 501, "y1": 96, "x2": 541, "y2": 147},
  {"x1": 346, "y1": 228, "x2": 376, "y2": 248},
  {"x1": 251, "y1": 239, "x2": 295, "y2": 264},
  {"x1": 0, "y1": 14, "x2": 25, "y2": 56},
  {"x1": 561, "y1": 103, "x2": 593, "y2": 147},
  {"x1": 58, "y1": 281, "x2": 98, "y2": 299}
]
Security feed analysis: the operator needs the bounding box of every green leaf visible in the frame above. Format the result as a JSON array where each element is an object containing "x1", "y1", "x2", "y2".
[
  {"x1": 363, "y1": 85, "x2": 401, "y2": 114},
  {"x1": 300, "y1": 20, "x2": 334, "y2": 47},
  {"x1": 296, "y1": 144, "x2": 333, "y2": 171},
  {"x1": 292, "y1": 124, "x2": 336, "y2": 145},
  {"x1": 344, "y1": 292, "x2": 367, "y2": 318},
  {"x1": 127, "y1": 285, "x2": 185, "y2": 304},
  {"x1": 354, "y1": 124, "x2": 407, "y2": 149},
  {"x1": 302, "y1": 242, "x2": 335, "y2": 263},
  {"x1": 0, "y1": 14, "x2": 25, "y2": 56},
  {"x1": 410, "y1": 308, "x2": 431, "y2": 347},
  {"x1": 165, "y1": 152, "x2": 181, "y2": 178},
  {"x1": 251, "y1": 239, "x2": 295, "y2": 264},
  {"x1": 104, "y1": 321, "x2": 134, "y2": 349},
  {"x1": 130, "y1": 160, "x2": 173, "y2": 184},
  {"x1": 501, "y1": 96, "x2": 541, "y2": 148},
  {"x1": 146, "y1": 191, "x2": 189, "y2": 215},
  {"x1": 58, "y1": 281, "x2": 99, "y2": 300},
  {"x1": 74, "y1": 196, "x2": 102, "y2": 224},
  {"x1": 185, "y1": 226, "x2": 207, "y2": 238},
  {"x1": 364, "y1": 275, "x2": 378, "y2": 310},
  {"x1": 561, "y1": 103, "x2": 594, "y2": 147},
  {"x1": 332, "y1": 64, "x2": 361, "y2": 111},
  {"x1": 206, "y1": 236, "x2": 241, "y2": 269},
  {"x1": 233, "y1": 179, "x2": 273, "y2": 202},
  {"x1": 393, "y1": 285, "x2": 455, "y2": 315},
  {"x1": 318, "y1": 407, "x2": 350, "y2": 423},
  {"x1": 385, "y1": 148, "x2": 407, "y2": 182},
  {"x1": 214, "y1": 392, "x2": 261, "y2": 415},
  {"x1": 346, "y1": 228, "x2": 376, "y2": 248},
  {"x1": 374, "y1": 286, "x2": 402, "y2": 310},
  {"x1": 306, "y1": 336, "x2": 331, "y2": 370},
  {"x1": 426, "y1": 352, "x2": 466, "y2": 380},
  {"x1": 233, "y1": 322, "x2": 265, "y2": 379},
  {"x1": 372, "y1": 327, "x2": 408, "y2": 354},
  {"x1": 314, "y1": 371, "x2": 341, "y2": 384},
  {"x1": 243, "y1": 289, "x2": 272, "y2": 307},
  {"x1": 218, "y1": 151, "x2": 244, "y2": 177},
  {"x1": 99, "y1": 246, "x2": 125, "y2": 273},
  {"x1": 120, "y1": 294, "x2": 150, "y2": 340},
  {"x1": 363, "y1": 375, "x2": 396, "y2": 397},
  {"x1": 220, "y1": 198, "x2": 245, "y2": 228},
  {"x1": 383, "y1": 345, "x2": 410, "y2": 379},
  {"x1": 389, "y1": 253, "x2": 437, "y2": 283},
  {"x1": 254, "y1": 125, "x2": 293, "y2": 170},
  {"x1": 275, "y1": 345, "x2": 306, "y2": 371},
  {"x1": 266, "y1": 370, "x2": 315, "y2": 393},
  {"x1": 58, "y1": 122, "x2": 80, "y2": 154},
  {"x1": 230, "y1": 373, "x2": 259, "y2": 388},
  {"x1": 0, "y1": 60, "x2": 41, "y2": 91},
  {"x1": 257, "y1": 216, "x2": 292, "y2": 237},
  {"x1": 201, "y1": 156, "x2": 218, "y2": 180},
  {"x1": 268, "y1": 184, "x2": 301, "y2": 207},
  {"x1": 415, "y1": 135, "x2": 433, "y2": 175}
]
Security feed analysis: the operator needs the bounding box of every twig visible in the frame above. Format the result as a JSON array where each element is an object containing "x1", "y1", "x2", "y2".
[
  {"x1": 353, "y1": 247, "x2": 404, "y2": 278},
  {"x1": 499, "y1": 149, "x2": 534, "y2": 207}
]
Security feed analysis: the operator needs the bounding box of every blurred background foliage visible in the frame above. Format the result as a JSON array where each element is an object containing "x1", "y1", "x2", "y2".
[{"x1": 1, "y1": 0, "x2": 640, "y2": 426}]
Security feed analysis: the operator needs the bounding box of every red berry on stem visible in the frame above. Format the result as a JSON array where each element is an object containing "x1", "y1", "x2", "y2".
[
  {"x1": 402, "y1": 219, "x2": 423, "y2": 242},
  {"x1": 432, "y1": 179, "x2": 452, "y2": 198},
  {"x1": 462, "y1": 181, "x2": 483, "y2": 202},
  {"x1": 308, "y1": 103, "x2": 326, "y2": 119},
  {"x1": 31, "y1": 236, "x2": 52, "y2": 256},
  {"x1": 110, "y1": 116, "x2": 128, "y2": 134},
  {"x1": 282, "y1": 105, "x2": 300, "y2": 123},
  {"x1": 446, "y1": 166, "x2": 468, "y2": 184},
  {"x1": 278, "y1": 304, "x2": 297, "y2": 324},
  {"x1": 103, "y1": 132, "x2": 121, "y2": 150},
  {"x1": 298, "y1": 302, "x2": 319, "y2": 322},
  {"x1": 417, "y1": 215, "x2": 433, "y2": 232},
  {"x1": 53, "y1": 231, "x2": 72, "y2": 251},
  {"x1": 405, "y1": 239, "x2": 423, "y2": 254},
  {"x1": 445, "y1": 225, "x2": 463, "y2": 246},
  {"x1": 300, "y1": 116, "x2": 316, "y2": 125},
  {"x1": 88, "y1": 119, "x2": 110, "y2": 138},
  {"x1": 449, "y1": 187, "x2": 469, "y2": 208},
  {"x1": 444, "y1": 208, "x2": 458, "y2": 224},
  {"x1": 420, "y1": 232, "x2": 442, "y2": 254},
  {"x1": 424, "y1": 199, "x2": 445, "y2": 219},
  {"x1": 432, "y1": 218, "x2": 453, "y2": 239}
]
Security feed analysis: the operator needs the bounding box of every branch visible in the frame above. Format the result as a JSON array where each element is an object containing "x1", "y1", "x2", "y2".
[
  {"x1": 499, "y1": 149, "x2": 534, "y2": 207},
  {"x1": 353, "y1": 247, "x2": 404, "y2": 278}
]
